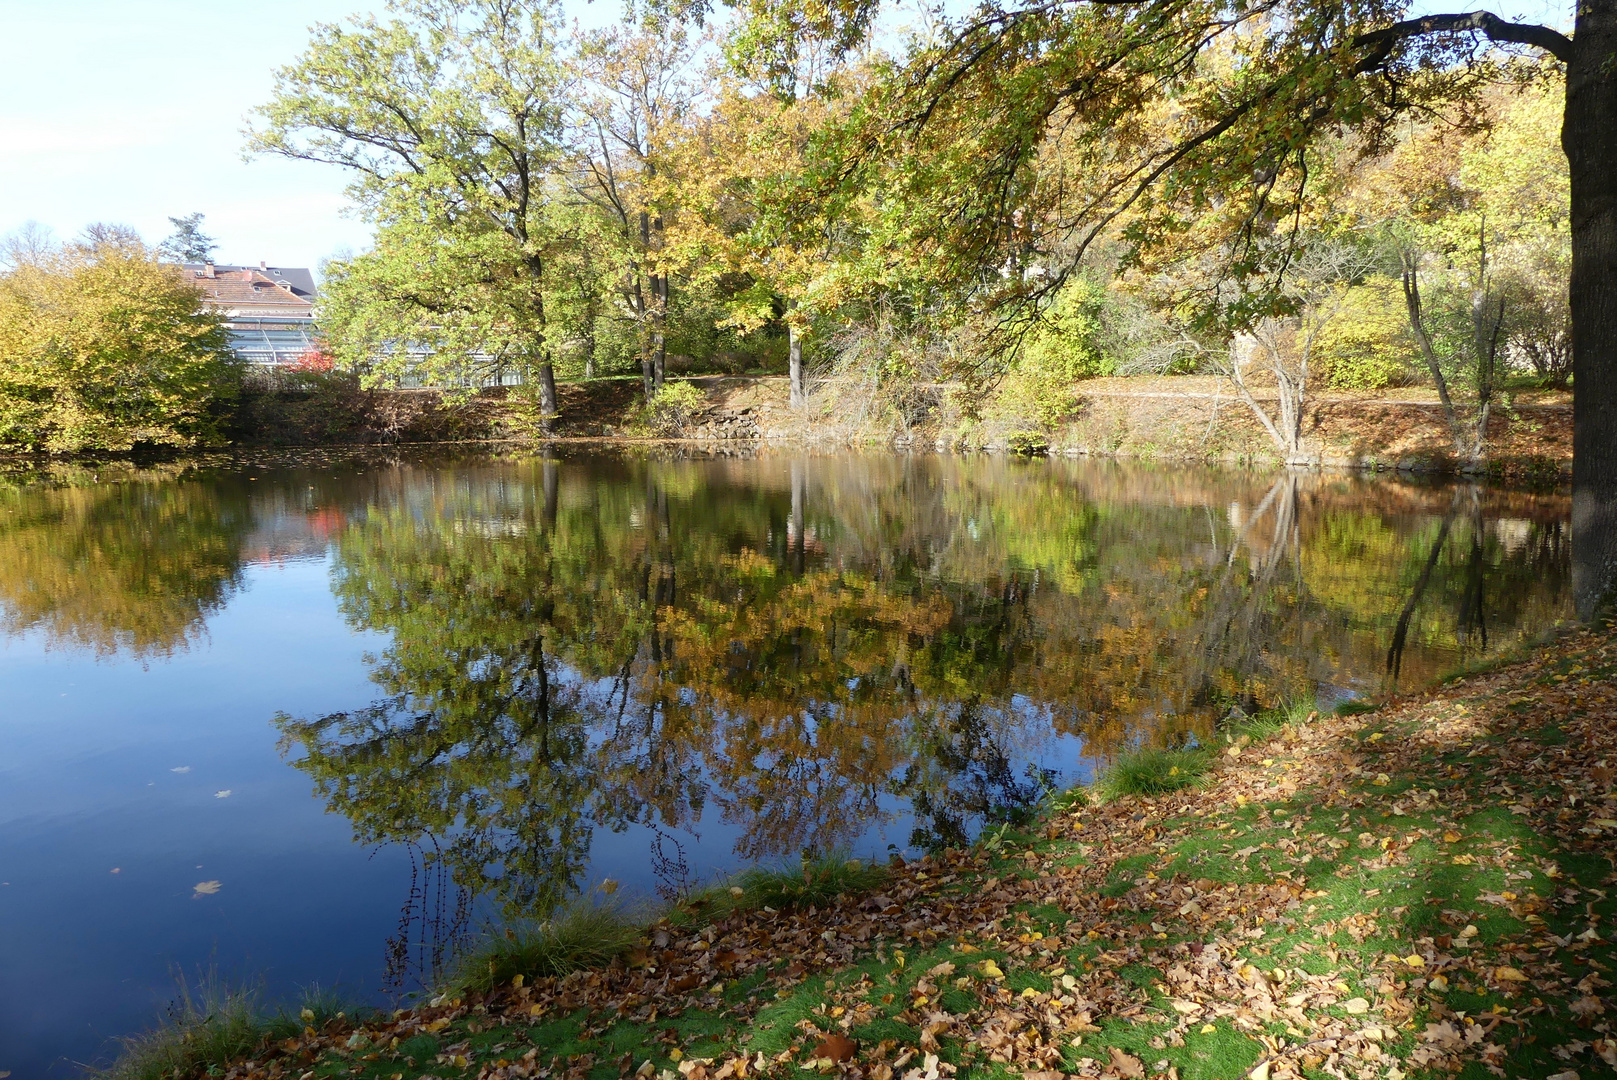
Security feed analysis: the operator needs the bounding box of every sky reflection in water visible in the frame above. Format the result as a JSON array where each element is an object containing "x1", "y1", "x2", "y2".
[{"x1": 0, "y1": 449, "x2": 1572, "y2": 1075}]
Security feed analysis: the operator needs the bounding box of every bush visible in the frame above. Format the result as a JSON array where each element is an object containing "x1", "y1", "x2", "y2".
[
  {"x1": 1317, "y1": 276, "x2": 1415, "y2": 390},
  {"x1": 637, "y1": 380, "x2": 707, "y2": 436},
  {"x1": 0, "y1": 236, "x2": 239, "y2": 453}
]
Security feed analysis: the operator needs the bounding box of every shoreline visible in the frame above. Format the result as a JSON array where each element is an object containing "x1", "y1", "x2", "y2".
[
  {"x1": 1, "y1": 373, "x2": 1573, "y2": 484},
  {"x1": 108, "y1": 626, "x2": 1617, "y2": 1080}
]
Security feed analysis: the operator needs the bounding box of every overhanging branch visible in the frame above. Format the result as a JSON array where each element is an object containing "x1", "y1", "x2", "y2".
[{"x1": 1355, "y1": 10, "x2": 1572, "y2": 68}]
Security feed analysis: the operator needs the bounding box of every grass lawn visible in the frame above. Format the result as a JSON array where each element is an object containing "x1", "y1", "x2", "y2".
[{"x1": 114, "y1": 630, "x2": 1617, "y2": 1080}]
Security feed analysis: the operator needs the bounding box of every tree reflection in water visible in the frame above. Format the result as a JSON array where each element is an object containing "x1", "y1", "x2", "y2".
[
  {"x1": 268, "y1": 454, "x2": 1571, "y2": 982},
  {"x1": 0, "y1": 452, "x2": 1569, "y2": 995}
]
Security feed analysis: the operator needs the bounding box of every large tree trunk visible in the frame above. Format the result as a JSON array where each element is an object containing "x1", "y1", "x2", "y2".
[
  {"x1": 652, "y1": 274, "x2": 668, "y2": 392},
  {"x1": 537, "y1": 360, "x2": 558, "y2": 434},
  {"x1": 1566, "y1": 0, "x2": 1617, "y2": 621},
  {"x1": 787, "y1": 301, "x2": 806, "y2": 411}
]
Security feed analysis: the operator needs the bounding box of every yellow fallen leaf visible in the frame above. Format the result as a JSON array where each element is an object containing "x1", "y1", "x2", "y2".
[
  {"x1": 1249, "y1": 1062, "x2": 1271, "y2": 1080},
  {"x1": 512, "y1": 973, "x2": 524, "y2": 989},
  {"x1": 1495, "y1": 967, "x2": 1529, "y2": 982},
  {"x1": 424, "y1": 1018, "x2": 451, "y2": 1033},
  {"x1": 1443, "y1": 832, "x2": 1462, "y2": 843},
  {"x1": 980, "y1": 960, "x2": 1005, "y2": 979},
  {"x1": 1200, "y1": 1024, "x2": 1217, "y2": 1034},
  {"x1": 1020, "y1": 987, "x2": 1040, "y2": 999},
  {"x1": 1593, "y1": 819, "x2": 1617, "y2": 829},
  {"x1": 1403, "y1": 954, "x2": 1425, "y2": 968},
  {"x1": 193, "y1": 880, "x2": 222, "y2": 896}
]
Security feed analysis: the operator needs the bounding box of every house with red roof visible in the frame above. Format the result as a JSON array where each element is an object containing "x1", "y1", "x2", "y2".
[{"x1": 184, "y1": 262, "x2": 318, "y2": 365}]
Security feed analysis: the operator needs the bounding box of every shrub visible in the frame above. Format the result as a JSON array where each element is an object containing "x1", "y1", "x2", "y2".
[
  {"x1": 647, "y1": 381, "x2": 706, "y2": 434},
  {"x1": 0, "y1": 237, "x2": 239, "y2": 453},
  {"x1": 1317, "y1": 276, "x2": 1415, "y2": 390}
]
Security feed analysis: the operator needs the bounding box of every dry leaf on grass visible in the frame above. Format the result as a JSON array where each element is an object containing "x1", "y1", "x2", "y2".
[{"x1": 812, "y1": 1034, "x2": 857, "y2": 1063}]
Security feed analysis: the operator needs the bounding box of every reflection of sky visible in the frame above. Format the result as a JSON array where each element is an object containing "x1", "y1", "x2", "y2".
[
  {"x1": 0, "y1": 551, "x2": 1097, "y2": 1077},
  {"x1": 0, "y1": 560, "x2": 391, "y2": 1077}
]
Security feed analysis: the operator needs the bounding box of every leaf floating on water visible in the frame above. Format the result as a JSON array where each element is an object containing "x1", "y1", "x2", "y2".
[
  {"x1": 193, "y1": 880, "x2": 222, "y2": 896},
  {"x1": 214, "y1": 790, "x2": 232, "y2": 799},
  {"x1": 170, "y1": 767, "x2": 191, "y2": 774}
]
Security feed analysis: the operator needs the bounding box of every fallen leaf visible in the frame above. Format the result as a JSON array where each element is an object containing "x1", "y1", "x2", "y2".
[
  {"x1": 1342, "y1": 998, "x2": 1370, "y2": 1014},
  {"x1": 1494, "y1": 967, "x2": 1529, "y2": 982},
  {"x1": 170, "y1": 767, "x2": 190, "y2": 774},
  {"x1": 1248, "y1": 1063, "x2": 1271, "y2": 1080},
  {"x1": 214, "y1": 790, "x2": 232, "y2": 799},
  {"x1": 1107, "y1": 1047, "x2": 1145, "y2": 1078},
  {"x1": 812, "y1": 1034, "x2": 856, "y2": 1063},
  {"x1": 979, "y1": 960, "x2": 1004, "y2": 979},
  {"x1": 193, "y1": 880, "x2": 221, "y2": 896}
]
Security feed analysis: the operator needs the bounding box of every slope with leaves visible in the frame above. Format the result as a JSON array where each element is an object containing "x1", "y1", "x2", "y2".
[{"x1": 174, "y1": 623, "x2": 1617, "y2": 1080}]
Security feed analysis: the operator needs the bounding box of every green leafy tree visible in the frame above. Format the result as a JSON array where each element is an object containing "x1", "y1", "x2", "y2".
[
  {"x1": 0, "y1": 232, "x2": 237, "y2": 453},
  {"x1": 158, "y1": 213, "x2": 218, "y2": 263},
  {"x1": 250, "y1": 0, "x2": 573, "y2": 423}
]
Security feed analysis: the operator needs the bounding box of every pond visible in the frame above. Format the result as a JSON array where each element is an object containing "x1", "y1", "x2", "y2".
[{"x1": 0, "y1": 447, "x2": 1572, "y2": 1075}]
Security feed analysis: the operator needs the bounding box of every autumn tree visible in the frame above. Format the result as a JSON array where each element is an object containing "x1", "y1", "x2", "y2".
[
  {"x1": 742, "y1": 0, "x2": 1608, "y2": 615},
  {"x1": 571, "y1": 7, "x2": 709, "y2": 400},
  {"x1": 250, "y1": 0, "x2": 572, "y2": 422},
  {"x1": 0, "y1": 229, "x2": 237, "y2": 453}
]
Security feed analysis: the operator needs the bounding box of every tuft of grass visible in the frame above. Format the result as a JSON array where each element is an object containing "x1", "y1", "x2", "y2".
[
  {"x1": 672, "y1": 852, "x2": 888, "y2": 927},
  {"x1": 449, "y1": 900, "x2": 643, "y2": 994},
  {"x1": 1333, "y1": 698, "x2": 1378, "y2": 716},
  {"x1": 98, "y1": 973, "x2": 355, "y2": 1080},
  {"x1": 731, "y1": 852, "x2": 887, "y2": 911},
  {"x1": 1095, "y1": 746, "x2": 1211, "y2": 799}
]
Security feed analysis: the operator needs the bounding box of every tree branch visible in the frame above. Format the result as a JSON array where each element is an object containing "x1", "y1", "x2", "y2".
[{"x1": 1355, "y1": 10, "x2": 1572, "y2": 68}]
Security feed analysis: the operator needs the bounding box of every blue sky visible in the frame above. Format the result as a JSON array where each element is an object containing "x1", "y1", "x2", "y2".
[
  {"x1": 0, "y1": 0, "x2": 1570, "y2": 277},
  {"x1": 0, "y1": 0, "x2": 617, "y2": 274}
]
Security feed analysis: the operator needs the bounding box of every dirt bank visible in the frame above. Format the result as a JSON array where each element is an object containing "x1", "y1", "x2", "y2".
[{"x1": 230, "y1": 374, "x2": 1573, "y2": 479}]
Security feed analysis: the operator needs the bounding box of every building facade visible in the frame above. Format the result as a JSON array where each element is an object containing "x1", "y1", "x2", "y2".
[{"x1": 183, "y1": 262, "x2": 318, "y2": 366}]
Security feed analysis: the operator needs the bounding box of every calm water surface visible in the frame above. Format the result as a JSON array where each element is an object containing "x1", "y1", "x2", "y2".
[{"x1": 0, "y1": 448, "x2": 1572, "y2": 1074}]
